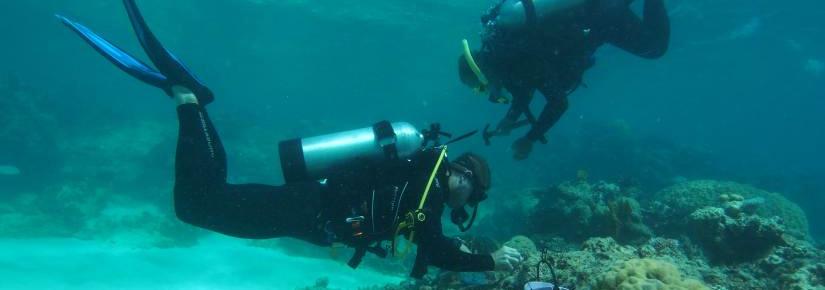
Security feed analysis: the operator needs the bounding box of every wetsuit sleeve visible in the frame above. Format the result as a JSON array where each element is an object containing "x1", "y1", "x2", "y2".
[
  {"x1": 173, "y1": 104, "x2": 323, "y2": 241},
  {"x1": 412, "y1": 212, "x2": 494, "y2": 277},
  {"x1": 605, "y1": 0, "x2": 670, "y2": 59},
  {"x1": 504, "y1": 85, "x2": 535, "y2": 122},
  {"x1": 526, "y1": 90, "x2": 569, "y2": 141}
]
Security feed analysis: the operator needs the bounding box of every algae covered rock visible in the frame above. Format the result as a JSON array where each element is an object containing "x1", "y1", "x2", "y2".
[
  {"x1": 505, "y1": 235, "x2": 539, "y2": 258},
  {"x1": 595, "y1": 258, "x2": 709, "y2": 290},
  {"x1": 650, "y1": 180, "x2": 810, "y2": 240},
  {"x1": 780, "y1": 263, "x2": 825, "y2": 290},
  {"x1": 687, "y1": 206, "x2": 786, "y2": 263},
  {"x1": 547, "y1": 237, "x2": 638, "y2": 288},
  {"x1": 530, "y1": 181, "x2": 652, "y2": 244}
]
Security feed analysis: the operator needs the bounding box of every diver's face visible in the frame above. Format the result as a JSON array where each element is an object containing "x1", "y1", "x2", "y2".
[{"x1": 447, "y1": 169, "x2": 474, "y2": 209}]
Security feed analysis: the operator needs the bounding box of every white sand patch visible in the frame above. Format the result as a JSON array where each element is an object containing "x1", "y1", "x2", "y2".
[
  {"x1": 0, "y1": 165, "x2": 20, "y2": 176},
  {"x1": 0, "y1": 235, "x2": 403, "y2": 290}
]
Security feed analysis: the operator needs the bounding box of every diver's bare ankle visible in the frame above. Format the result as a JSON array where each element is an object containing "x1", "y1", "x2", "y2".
[
  {"x1": 175, "y1": 94, "x2": 199, "y2": 106},
  {"x1": 173, "y1": 86, "x2": 199, "y2": 106}
]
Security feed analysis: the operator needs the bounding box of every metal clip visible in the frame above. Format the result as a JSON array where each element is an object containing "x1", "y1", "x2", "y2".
[{"x1": 346, "y1": 216, "x2": 365, "y2": 223}]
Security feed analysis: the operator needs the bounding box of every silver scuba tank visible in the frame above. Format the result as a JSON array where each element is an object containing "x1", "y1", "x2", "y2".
[{"x1": 279, "y1": 121, "x2": 424, "y2": 183}]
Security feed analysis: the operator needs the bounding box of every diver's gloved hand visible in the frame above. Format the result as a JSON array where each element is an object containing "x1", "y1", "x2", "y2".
[
  {"x1": 492, "y1": 246, "x2": 523, "y2": 271},
  {"x1": 512, "y1": 137, "x2": 534, "y2": 160}
]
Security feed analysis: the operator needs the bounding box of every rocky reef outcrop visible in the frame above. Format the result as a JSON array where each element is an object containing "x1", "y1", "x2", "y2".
[
  {"x1": 529, "y1": 181, "x2": 652, "y2": 245},
  {"x1": 648, "y1": 180, "x2": 810, "y2": 241},
  {"x1": 687, "y1": 205, "x2": 786, "y2": 263}
]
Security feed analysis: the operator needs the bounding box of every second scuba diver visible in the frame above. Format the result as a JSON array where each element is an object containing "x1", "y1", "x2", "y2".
[
  {"x1": 57, "y1": 0, "x2": 522, "y2": 279},
  {"x1": 459, "y1": 0, "x2": 671, "y2": 160}
]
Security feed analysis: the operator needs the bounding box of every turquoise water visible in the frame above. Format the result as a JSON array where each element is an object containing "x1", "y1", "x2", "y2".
[{"x1": 1, "y1": 0, "x2": 823, "y2": 289}]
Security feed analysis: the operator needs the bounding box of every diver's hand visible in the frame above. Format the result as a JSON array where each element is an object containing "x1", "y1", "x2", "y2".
[
  {"x1": 492, "y1": 246, "x2": 523, "y2": 271},
  {"x1": 512, "y1": 137, "x2": 534, "y2": 160},
  {"x1": 459, "y1": 243, "x2": 472, "y2": 254}
]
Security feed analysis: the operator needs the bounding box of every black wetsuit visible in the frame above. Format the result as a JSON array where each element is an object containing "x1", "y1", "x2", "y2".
[
  {"x1": 174, "y1": 103, "x2": 494, "y2": 278},
  {"x1": 481, "y1": 0, "x2": 670, "y2": 141}
]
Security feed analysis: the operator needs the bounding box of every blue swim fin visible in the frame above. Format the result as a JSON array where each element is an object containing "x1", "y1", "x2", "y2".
[
  {"x1": 57, "y1": 0, "x2": 213, "y2": 104},
  {"x1": 56, "y1": 14, "x2": 168, "y2": 89},
  {"x1": 122, "y1": 0, "x2": 213, "y2": 103}
]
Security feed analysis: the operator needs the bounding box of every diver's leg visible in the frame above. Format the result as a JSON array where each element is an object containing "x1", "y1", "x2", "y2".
[{"x1": 172, "y1": 94, "x2": 323, "y2": 240}]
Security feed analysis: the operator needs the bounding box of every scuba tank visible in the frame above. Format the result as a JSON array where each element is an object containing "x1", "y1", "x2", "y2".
[{"x1": 279, "y1": 121, "x2": 423, "y2": 183}]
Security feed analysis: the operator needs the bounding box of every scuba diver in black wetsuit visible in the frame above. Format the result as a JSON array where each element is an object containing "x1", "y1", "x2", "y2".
[
  {"x1": 57, "y1": 0, "x2": 523, "y2": 279},
  {"x1": 458, "y1": 0, "x2": 671, "y2": 160}
]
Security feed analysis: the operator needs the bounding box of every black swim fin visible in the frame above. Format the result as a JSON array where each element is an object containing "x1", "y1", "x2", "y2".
[{"x1": 57, "y1": 0, "x2": 213, "y2": 104}]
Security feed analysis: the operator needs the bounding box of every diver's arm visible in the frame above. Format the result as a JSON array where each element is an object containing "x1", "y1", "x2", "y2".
[
  {"x1": 488, "y1": 82, "x2": 505, "y2": 103},
  {"x1": 412, "y1": 216, "x2": 494, "y2": 276},
  {"x1": 606, "y1": 0, "x2": 670, "y2": 59},
  {"x1": 526, "y1": 94, "x2": 569, "y2": 141},
  {"x1": 425, "y1": 234, "x2": 495, "y2": 272},
  {"x1": 497, "y1": 0, "x2": 588, "y2": 29},
  {"x1": 502, "y1": 85, "x2": 535, "y2": 125}
]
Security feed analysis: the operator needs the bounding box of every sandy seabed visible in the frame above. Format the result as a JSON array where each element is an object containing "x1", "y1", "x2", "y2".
[{"x1": 0, "y1": 235, "x2": 402, "y2": 290}]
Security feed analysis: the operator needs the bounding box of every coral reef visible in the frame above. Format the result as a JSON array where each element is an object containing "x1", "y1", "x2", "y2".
[
  {"x1": 648, "y1": 180, "x2": 811, "y2": 241},
  {"x1": 687, "y1": 206, "x2": 786, "y2": 263},
  {"x1": 369, "y1": 235, "x2": 825, "y2": 290},
  {"x1": 594, "y1": 258, "x2": 708, "y2": 290},
  {"x1": 529, "y1": 181, "x2": 652, "y2": 245},
  {"x1": 368, "y1": 178, "x2": 823, "y2": 290}
]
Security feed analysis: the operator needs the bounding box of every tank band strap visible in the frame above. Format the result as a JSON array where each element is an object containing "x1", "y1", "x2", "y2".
[
  {"x1": 373, "y1": 120, "x2": 399, "y2": 161},
  {"x1": 278, "y1": 138, "x2": 308, "y2": 183}
]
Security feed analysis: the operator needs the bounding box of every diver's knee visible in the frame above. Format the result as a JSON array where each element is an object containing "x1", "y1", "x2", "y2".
[
  {"x1": 173, "y1": 197, "x2": 201, "y2": 226},
  {"x1": 172, "y1": 185, "x2": 210, "y2": 226}
]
